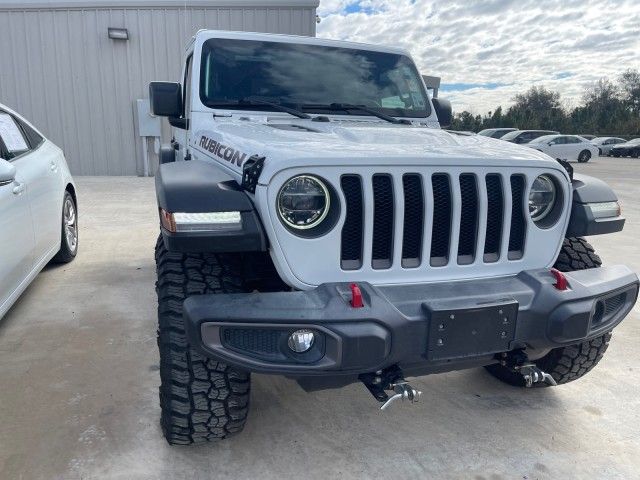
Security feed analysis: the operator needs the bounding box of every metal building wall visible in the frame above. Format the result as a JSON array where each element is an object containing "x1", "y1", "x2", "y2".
[{"x1": 0, "y1": 2, "x2": 318, "y2": 175}]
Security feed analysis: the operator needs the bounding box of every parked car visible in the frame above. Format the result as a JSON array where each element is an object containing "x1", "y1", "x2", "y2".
[
  {"x1": 579, "y1": 134, "x2": 596, "y2": 140},
  {"x1": 500, "y1": 129, "x2": 559, "y2": 144},
  {"x1": 147, "y1": 30, "x2": 638, "y2": 445},
  {"x1": 610, "y1": 138, "x2": 640, "y2": 158},
  {"x1": 477, "y1": 128, "x2": 517, "y2": 139},
  {"x1": 0, "y1": 104, "x2": 78, "y2": 319},
  {"x1": 591, "y1": 137, "x2": 627, "y2": 156},
  {"x1": 526, "y1": 134, "x2": 599, "y2": 162}
]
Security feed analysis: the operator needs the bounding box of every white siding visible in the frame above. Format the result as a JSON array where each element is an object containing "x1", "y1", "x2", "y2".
[{"x1": 0, "y1": 4, "x2": 317, "y2": 175}]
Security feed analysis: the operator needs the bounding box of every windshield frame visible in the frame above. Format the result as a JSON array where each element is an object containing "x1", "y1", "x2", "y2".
[{"x1": 198, "y1": 37, "x2": 432, "y2": 119}]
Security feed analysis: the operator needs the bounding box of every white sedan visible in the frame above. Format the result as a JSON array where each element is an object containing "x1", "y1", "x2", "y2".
[
  {"x1": 0, "y1": 104, "x2": 78, "y2": 319},
  {"x1": 526, "y1": 134, "x2": 599, "y2": 163}
]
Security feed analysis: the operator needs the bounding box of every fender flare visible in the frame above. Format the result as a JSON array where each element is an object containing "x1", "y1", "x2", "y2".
[
  {"x1": 566, "y1": 173, "x2": 625, "y2": 237},
  {"x1": 155, "y1": 160, "x2": 267, "y2": 252}
]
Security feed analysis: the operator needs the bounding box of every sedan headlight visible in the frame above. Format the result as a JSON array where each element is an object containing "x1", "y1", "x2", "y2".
[
  {"x1": 277, "y1": 175, "x2": 330, "y2": 230},
  {"x1": 529, "y1": 175, "x2": 556, "y2": 222}
]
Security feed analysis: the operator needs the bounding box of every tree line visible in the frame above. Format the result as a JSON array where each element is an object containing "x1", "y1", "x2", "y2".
[{"x1": 450, "y1": 69, "x2": 640, "y2": 137}]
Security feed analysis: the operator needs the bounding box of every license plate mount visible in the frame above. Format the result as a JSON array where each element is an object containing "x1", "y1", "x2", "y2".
[{"x1": 425, "y1": 299, "x2": 518, "y2": 361}]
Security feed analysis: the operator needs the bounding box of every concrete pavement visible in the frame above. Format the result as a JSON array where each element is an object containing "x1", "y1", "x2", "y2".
[{"x1": 0, "y1": 158, "x2": 639, "y2": 479}]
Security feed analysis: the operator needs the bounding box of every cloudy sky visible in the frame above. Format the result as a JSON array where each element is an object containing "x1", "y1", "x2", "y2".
[{"x1": 316, "y1": 0, "x2": 640, "y2": 114}]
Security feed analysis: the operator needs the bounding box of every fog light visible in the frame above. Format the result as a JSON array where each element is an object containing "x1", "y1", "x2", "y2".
[{"x1": 287, "y1": 329, "x2": 315, "y2": 353}]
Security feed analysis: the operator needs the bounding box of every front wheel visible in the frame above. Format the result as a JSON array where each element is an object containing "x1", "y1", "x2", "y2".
[
  {"x1": 52, "y1": 191, "x2": 78, "y2": 263},
  {"x1": 155, "y1": 236, "x2": 286, "y2": 444},
  {"x1": 486, "y1": 237, "x2": 609, "y2": 387},
  {"x1": 578, "y1": 150, "x2": 591, "y2": 163}
]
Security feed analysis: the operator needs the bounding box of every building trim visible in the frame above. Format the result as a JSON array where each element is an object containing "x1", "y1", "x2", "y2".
[{"x1": 0, "y1": 0, "x2": 319, "y2": 11}]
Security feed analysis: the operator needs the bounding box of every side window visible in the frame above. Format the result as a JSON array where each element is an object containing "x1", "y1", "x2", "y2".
[
  {"x1": 0, "y1": 112, "x2": 30, "y2": 160},
  {"x1": 183, "y1": 54, "x2": 193, "y2": 120},
  {"x1": 15, "y1": 118, "x2": 44, "y2": 149}
]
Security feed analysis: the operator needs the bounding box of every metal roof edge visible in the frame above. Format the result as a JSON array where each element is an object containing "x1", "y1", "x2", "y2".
[{"x1": 0, "y1": 0, "x2": 319, "y2": 11}]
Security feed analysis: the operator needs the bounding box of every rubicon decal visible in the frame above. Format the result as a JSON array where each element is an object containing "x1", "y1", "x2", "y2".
[{"x1": 199, "y1": 135, "x2": 247, "y2": 166}]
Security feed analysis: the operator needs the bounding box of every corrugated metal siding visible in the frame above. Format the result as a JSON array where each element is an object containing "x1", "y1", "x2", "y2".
[{"x1": 0, "y1": 5, "x2": 317, "y2": 175}]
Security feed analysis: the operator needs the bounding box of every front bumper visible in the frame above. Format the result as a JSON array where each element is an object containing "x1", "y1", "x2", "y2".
[{"x1": 183, "y1": 266, "x2": 638, "y2": 376}]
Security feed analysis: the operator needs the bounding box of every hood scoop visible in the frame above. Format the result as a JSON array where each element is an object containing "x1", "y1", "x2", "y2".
[{"x1": 269, "y1": 124, "x2": 320, "y2": 133}]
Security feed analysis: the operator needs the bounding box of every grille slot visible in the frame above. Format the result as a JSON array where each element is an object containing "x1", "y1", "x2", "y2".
[
  {"x1": 340, "y1": 175, "x2": 364, "y2": 270},
  {"x1": 371, "y1": 174, "x2": 394, "y2": 269},
  {"x1": 604, "y1": 293, "x2": 625, "y2": 316},
  {"x1": 458, "y1": 174, "x2": 478, "y2": 264},
  {"x1": 508, "y1": 175, "x2": 526, "y2": 259},
  {"x1": 430, "y1": 174, "x2": 452, "y2": 266},
  {"x1": 402, "y1": 174, "x2": 424, "y2": 268},
  {"x1": 221, "y1": 328, "x2": 281, "y2": 360},
  {"x1": 484, "y1": 174, "x2": 504, "y2": 262}
]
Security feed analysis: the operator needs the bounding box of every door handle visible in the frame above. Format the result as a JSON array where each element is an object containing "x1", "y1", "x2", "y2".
[{"x1": 13, "y1": 182, "x2": 25, "y2": 195}]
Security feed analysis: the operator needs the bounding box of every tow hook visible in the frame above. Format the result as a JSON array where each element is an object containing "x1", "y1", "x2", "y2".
[
  {"x1": 499, "y1": 350, "x2": 557, "y2": 387},
  {"x1": 519, "y1": 364, "x2": 557, "y2": 387},
  {"x1": 359, "y1": 366, "x2": 422, "y2": 411}
]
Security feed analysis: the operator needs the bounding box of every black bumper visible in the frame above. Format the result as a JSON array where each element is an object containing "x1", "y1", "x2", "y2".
[{"x1": 183, "y1": 266, "x2": 639, "y2": 376}]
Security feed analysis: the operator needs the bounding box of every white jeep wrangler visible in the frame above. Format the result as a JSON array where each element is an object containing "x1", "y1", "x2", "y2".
[{"x1": 149, "y1": 30, "x2": 638, "y2": 445}]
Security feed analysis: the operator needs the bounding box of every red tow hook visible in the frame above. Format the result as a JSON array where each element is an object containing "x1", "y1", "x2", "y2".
[
  {"x1": 550, "y1": 268, "x2": 568, "y2": 291},
  {"x1": 350, "y1": 283, "x2": 364, "y2": 308}
]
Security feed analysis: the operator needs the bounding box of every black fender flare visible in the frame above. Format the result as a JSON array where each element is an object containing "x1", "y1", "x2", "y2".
[
  {"x1": 566, "y1": 173, "x2": 625, "y2": 237},
  {"x1": 155, "y1": 160, "x2": 267, "y2": 252}
]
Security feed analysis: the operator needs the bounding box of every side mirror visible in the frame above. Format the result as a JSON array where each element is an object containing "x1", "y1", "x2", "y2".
[
  {"x1": 0, "y1": 159, "x2": 16, "y2": 186},
  {"x1": 431, "y1": 98, "x2": 452, "y2": 128},
  {"x1": 149, "y1": 81, "x2": 183, "y2": 117}
]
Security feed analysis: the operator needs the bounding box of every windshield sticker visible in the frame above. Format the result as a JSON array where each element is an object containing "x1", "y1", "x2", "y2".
[
  {"x1": 381, "y1": 96, "x2": 406, "y2": 108},
  {"x1": 411, "y1": 92, "x2": 425, "y2": 108},
  {"x1": 0, "y1": 114, "x2": 29, "y2": 152},
  {"x1": 198, "y1": 135, "x2": 247, "y2": 167}
]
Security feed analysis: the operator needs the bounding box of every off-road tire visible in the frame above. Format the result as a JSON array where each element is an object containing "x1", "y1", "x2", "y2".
[
  {"x1": 156, "y1": 236, "x2": 254, "y2": 445},
  {"x1": 553, "y1": 237, "x2": 602, "y2": 272},
  {"x1": 577, "y1": 150, "x2": 591, "y2": 163},
  {"x1": 486, "y1": 237, "x2": 610, "y2": 387}
]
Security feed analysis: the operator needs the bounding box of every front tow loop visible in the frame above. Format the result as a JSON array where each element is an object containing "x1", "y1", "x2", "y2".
[
  {"x1": 499, "y1": 350, "x2": 558, "y2": 387},
  {"x1": 359, "y1": 366, "x2": 422, "y2": 411}
]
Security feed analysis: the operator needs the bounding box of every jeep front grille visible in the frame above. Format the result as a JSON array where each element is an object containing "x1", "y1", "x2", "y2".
[
  {"x1": 340, "y1": 172, "x2": 529, "y2": 270},
  {"x1": 262, "y1": 164, "x2": 569, "y2": 289}
]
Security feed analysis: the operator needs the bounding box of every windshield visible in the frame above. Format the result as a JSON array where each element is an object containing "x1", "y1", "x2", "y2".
[
  {"x1": 199, "y1": 39, "x2": 430, "y2": 118},
  {"x1": 500, "y1": 130, "x2": 522, "y2": 141},
  {"x1": 477, "y1": 129, "x2": 494, "y2": 136},
  {"x1": 531, "y1": 135, "x2": 556, "y2": 143}
]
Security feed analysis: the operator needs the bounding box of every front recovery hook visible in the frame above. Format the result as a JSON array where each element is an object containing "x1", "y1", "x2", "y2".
[
  {"x1": 360, "y1": 366, "x2": 422, "y2": 411},
  {"x1": 499, "y1": 350, "x2": 557, "y2": 387}
]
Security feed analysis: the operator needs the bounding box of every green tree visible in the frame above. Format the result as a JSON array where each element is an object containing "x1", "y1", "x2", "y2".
[
  {"x1": 503, "y1": 86, "x2": 567, "y2": 131},
  {"x1": 619, "y1": 69, "x2": 640, "y2": 115}
]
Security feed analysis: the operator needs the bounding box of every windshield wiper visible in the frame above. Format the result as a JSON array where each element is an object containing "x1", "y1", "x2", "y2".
[
  {"x1": 227, "y1": 98, "x2": 311, "y2": 119},
  {"x1": 302, "y1": 103, "x2": 411, "y2": 125}
]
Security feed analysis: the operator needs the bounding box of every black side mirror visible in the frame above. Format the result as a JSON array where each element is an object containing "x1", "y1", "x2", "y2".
[
  {"x1": 149, "y1": 81, "x2": 182, "y2": 117},
  {"x1": 431, "y1": 98, "x2": 452, "y2": 128}
]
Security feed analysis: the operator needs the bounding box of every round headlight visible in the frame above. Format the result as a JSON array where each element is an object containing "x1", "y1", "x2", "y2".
[
  {"x1": 529, "y1": 175, "x2": 556, "y2": 222},
  {"x1": 277, "y1": 175, "x2": 330, "y2": 230}
]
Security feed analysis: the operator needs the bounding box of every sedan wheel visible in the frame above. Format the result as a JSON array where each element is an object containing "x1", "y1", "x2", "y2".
[
  {"x1": 578, "y1": 150, "x2": 591, "y2": 163},
  {"x1": 53, "y1": 191, "x2": 78, "y2": 263}
]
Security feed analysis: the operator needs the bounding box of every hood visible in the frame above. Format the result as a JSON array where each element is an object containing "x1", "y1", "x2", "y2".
[{"x1": 191, "y1": 113, "x2": 564, "y2": 182}]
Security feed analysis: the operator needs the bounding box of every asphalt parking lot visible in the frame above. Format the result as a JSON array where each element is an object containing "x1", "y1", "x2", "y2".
[{"x1": 1, "y1": 156, "x2": 639, "y2": 480}]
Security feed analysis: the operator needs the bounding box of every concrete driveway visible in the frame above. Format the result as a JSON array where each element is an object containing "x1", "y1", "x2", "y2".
[{"x1": 1, "y1": 158, "x2": 638, "y2": 479}]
